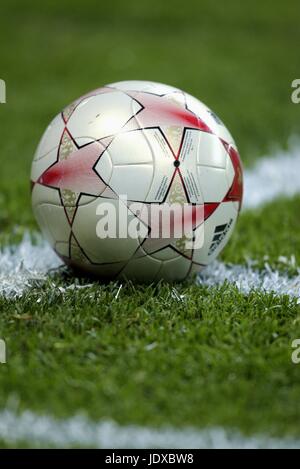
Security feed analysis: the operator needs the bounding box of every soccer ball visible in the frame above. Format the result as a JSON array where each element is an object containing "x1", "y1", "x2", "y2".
[{"x1": 31, "y1": 80, "x2": 243, "y2": 282}]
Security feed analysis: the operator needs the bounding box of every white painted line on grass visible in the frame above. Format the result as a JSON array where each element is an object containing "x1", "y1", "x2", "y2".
[
  {"x1": 1, "y1": 234, "x2": 299, "y2": 299},
  {"x1": 0, "y1": 409, "x2": 299, "y2": 449},
  {"x1": 243, "y1": 137, "x2": 300, "y2": 209},
  {"x1": 0, "y1": 232, "x2": 61, "y2": 298},
  {"x1": 198, "y1": 260, "x2": 300, "y2": 300}
]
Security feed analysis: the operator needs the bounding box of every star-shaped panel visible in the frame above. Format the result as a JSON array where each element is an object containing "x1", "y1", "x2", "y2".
[
  {"x1": 122, "y1": 91, "x2": 212, "y2": 157},
  {"x1": 221, "y1": 141, "x2": 243, "y2": 210}
]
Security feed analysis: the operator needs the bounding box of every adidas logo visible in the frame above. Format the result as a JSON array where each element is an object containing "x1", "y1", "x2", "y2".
[{"x1": 208, "y1": 219, "x2": 233, "y2": 256}]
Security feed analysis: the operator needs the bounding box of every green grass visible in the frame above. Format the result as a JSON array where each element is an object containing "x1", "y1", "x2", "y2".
[
  {"x1": 0, "y1": 0, "x2": 300, "y2": 447},
  {"x1": 0, "y1": 281, "x2": 300, "y2": 438},
  {"x1": 222, "y1": 195, "x2": 300, "y2": 274}
]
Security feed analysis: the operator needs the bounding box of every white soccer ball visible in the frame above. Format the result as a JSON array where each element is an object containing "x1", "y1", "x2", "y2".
[{"x1": 31, "y1": 80, "x2": 243, "y2": 281}]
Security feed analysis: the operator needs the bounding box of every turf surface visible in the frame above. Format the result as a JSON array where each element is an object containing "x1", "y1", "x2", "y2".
[
  {"x1": 0, "y1": 0, "x2": 300, "y2": 446},
  {"x1": 0, "y1": 281, "x2": 299, "y2": 437}
]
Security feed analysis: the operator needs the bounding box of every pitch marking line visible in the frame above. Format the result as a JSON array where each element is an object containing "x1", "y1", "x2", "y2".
[
  {"x1": 0, "y1": 409, "x2": 299, "y2": 448},
  {"x1": 243, "y1": 138, "x2": 300, "y2": 209}
]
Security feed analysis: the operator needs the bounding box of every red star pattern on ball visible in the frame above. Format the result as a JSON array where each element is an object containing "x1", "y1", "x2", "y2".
[
  {"x1": 221, "y1": 141, "x2": 243, "y2": 210},
  {"x1": 123, "y1": 90, "x2": 212, "y2": 137},
  {"x1": 36, "y1": 137, "x2": 115, "y2": 197}
]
